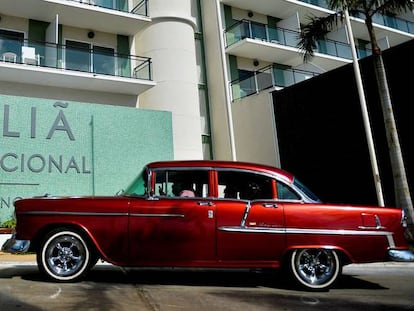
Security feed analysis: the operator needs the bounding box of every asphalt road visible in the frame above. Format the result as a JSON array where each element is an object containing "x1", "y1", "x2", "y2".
[{"x1": 0, "y1": 258, "x2": 414, "y2": 311}]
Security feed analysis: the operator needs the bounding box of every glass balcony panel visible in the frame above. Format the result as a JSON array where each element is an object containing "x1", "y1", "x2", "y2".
[
  {"x1": 0, "y1": 37, "x2": 151, "y2": 80},
  {"x1": 280, "y1": 69, "x2": 295, "y2": 87},
  {"x1": 67, "y1": 0, "x2": 148, "y2": 16},
  {"x1": 65, "y1": 41, "x2": 91, "y2": 72},
  {"x1": 268, "y1": 27, "x2": 280, "y2": 43},
  {"x1": 251, "y1": 22, "x2": 267, "y2": 41},
  {"x1": 0, "y1": 31, "x2": 24, "y2": 61},
  {"x1": 281, "y1": 29, "x2": 298, "y2": 47},
  {"x1": 373, "y1": 13, "x2": 386, "y2": 26},
  {"x1": 231, "y1": 65, "x2": 320, "y2": 100},
  {"x1": 293, "y1": 71, "x2": 315, "y2": 83},
  {"x1": 93, "y1": 46, "x2": 115, "y2": 75},
  {"x1": 224, "y1": 20, "x2": 377, "y2": 62},
  {"x1": 394, "y1": 18, "x2": 409, "y2": 32},
  {"x1": 239, "y1": 75, "x2": 257, "y2": 97},
  {"x1": 95, "y1": 0, "x2": 114, "y2": 9},
  {"x1": 44, "y1": 43, "x2": 59, "y2": 68},
  {"x1": 225, "y1": 21, "x2": 245, "y2": 47},
  {"x1": 273, "y1": 67, "x2": 288, "y2": 87},
  {"x1": 298, "y1": 0, "x2": 329, "y2": 8},
  {"x1": 336, "y1": 42, "x2": 352, "y2": 59},
  {"x1": 256, "y1": 70, "x2": 273, "y2": 91},
  {"x1": 357, "y1": 47, "x2": 372, "y2": 58},
  {"x1": 133, "y1": 59, "x2": 152, "y2": 80},
  {"x1": 131, "y1": 0, "x2": 148, "y2": 15}
]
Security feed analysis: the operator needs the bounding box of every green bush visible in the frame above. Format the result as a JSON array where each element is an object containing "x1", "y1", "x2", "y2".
[{"x1": 1, "y1": 218, "x2": 16, "y2": 229}]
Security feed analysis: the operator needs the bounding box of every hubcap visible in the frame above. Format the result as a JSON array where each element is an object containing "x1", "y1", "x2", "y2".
[
  {"x1": 296, "y1": 249, "x2": 336, "y2": 285},
  {"x1": 45, "y1": 235, "x2": 86, "y2": 277}
]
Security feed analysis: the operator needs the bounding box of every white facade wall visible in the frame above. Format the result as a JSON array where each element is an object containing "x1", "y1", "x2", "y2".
[
  {"x1": 232, "y1": 91, "x2": 279, "y2": 167},
  {"x1": 200, "y1": 0, "x2": 233, "y2": 160},
  {"x1": 136, "y1": 0, "x2": 203, "y2": 160}
]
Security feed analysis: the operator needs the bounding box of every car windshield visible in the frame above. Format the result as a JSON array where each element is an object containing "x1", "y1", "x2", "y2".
[
  {"x1": 293, "y1": 178, "x2": 321, "y2": 202},
  {"x1": 123, "y1": 168, "x2": 148, "y2": 196}
]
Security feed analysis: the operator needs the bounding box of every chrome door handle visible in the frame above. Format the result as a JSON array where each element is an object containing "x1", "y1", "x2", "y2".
[
  {"x1": 262, "y1": 203, "x2": 278, "y2": 208},
  {"x1": 197, "y1": 201, "x2": 214, "y2": 206}
]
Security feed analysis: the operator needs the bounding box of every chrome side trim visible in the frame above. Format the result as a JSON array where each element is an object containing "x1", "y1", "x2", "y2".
[
  {"x1": 21, "y1": 211, "x2": 128, "y2": 217},
  {"x1": 285, "y1": 228, "x2": 393, "y2": 237},
  {"x1": 22, "y1": 211, "x2": 185, "y2": 218},
  {"x1": 219, "y1": 226, "x2": 285, "y2": 234},
  {"x1": 130, "y1": 213, "x2": 185, "y2": 218},
  {"x1": 218, "y1": 226, "x2": 394, "y2": 237}
]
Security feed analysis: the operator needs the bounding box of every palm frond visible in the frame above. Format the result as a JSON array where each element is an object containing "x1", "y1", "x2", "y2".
[
  {"x1": 298, "y1": 13, "x2": 343, "y2": 62},
  {"x1": 374, "y1": 0, "x2": 413, "y2": 15}
]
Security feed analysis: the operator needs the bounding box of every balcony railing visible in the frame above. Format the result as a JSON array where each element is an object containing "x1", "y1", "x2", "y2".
[
  {"x1": 67, "y1": 0, "x2": 149, "y2": 16},
  {"x1": 225, "y1": 20, "x2": 371, "y2": 60},
  {"x1": 299, "y1": 0, "x2": 414, "y2": 34},
  {"x1": 230, "y1": 64, "x2": 320, "y2": 101},
  {"x1": 0, "y1": 36, "x2": 152, "y2": 80}
]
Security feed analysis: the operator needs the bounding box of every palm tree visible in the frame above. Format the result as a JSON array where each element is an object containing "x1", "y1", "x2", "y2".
[{"x1": 298, "y1": 0, "x2": 414, "y2": 233}]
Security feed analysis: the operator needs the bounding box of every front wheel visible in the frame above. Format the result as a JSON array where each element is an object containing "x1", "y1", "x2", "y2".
[
  {"x1": 37, "y1": 229, "x2": 92, "y2": 282},
  {"x1": 289, "y1": 248, "x2": 341, "y2": 291}
]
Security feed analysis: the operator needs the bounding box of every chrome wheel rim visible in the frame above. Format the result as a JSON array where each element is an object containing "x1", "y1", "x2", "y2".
[
  {"x1": 293, "y1": 249, "x2": 338, "y2": 287},
  {"x1": 44, "y1": 232, "x2": 87, "y2": 278}
]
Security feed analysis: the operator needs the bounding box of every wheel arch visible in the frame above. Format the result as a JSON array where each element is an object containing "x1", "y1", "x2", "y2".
[
  {"x1": 30, "y1": 223, "x2": 101, "y2": 259},
  {"x1": 282, "y1": 245, "x2": 352, "y2": 266}
]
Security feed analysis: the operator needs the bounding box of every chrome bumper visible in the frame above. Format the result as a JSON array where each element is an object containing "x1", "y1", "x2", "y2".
[
  {"x1": 388, "y1": 249, "x2": 414, "y2": 262},
  {"x1": 1, "y1": 238, "x2": 31, "y2": 254}
]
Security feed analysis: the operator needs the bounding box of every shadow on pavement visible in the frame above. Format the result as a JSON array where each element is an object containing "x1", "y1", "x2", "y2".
[{"x1": 0, "y1": 264, "x2": 387, "y2": 291}]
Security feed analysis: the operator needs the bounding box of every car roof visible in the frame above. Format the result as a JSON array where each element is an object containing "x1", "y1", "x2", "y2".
[{"x1": 146, "y1": 160, "x2": 294, "y2": 184}]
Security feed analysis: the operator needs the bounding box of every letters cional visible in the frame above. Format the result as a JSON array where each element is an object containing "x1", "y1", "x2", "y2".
[{"x1": 1, "y1": 101, "x2": 91, "y2": 175}]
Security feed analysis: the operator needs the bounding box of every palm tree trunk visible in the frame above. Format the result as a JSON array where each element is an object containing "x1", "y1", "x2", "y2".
[{"x1": 372, "y1": 54, "x2": 414, "y2": 233}]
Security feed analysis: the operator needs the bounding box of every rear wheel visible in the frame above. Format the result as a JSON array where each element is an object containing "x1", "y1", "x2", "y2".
[
  {"x1": 37, "y1": 229, "x2": 92, "y2": 282},
  {"x1": 289, "y1": 248, "x2": 341, "y2": 291}
]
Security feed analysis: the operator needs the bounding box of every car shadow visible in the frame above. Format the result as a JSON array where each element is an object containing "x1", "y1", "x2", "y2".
[{"x1": 2, "y1": 264, "x2": 386, "y2": 291}]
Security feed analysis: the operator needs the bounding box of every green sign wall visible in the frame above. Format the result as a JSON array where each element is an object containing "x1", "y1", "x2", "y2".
[{"x1": 0, "y1": 95, "x2": 173, "y2": 224}]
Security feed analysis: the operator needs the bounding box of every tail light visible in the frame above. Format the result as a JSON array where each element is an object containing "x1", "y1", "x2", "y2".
[{"x1": 401, "y1": 209, "x2": 408, "y2": 228}]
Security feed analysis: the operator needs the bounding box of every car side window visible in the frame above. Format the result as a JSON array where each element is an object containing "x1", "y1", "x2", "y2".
[
  {"x1": 217, "y1": 170, "x2": 274, "y2": 200},
  {"x1": 154, "y1": 169, "x2": 209, "y2": 198},
  {"x1": 277, "y1": 181, "x2": 301, "y2": 201}
]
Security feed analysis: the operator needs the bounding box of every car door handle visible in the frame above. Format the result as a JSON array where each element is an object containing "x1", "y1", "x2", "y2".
[
  {"x1": 198, "y1": 201, "x2": 214, "y2": 206},
  {"x1": 262, "y1": 203, "x2": 278, "y2": 208}
]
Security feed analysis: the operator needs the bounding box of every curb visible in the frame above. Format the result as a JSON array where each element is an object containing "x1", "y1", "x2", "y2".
[{"x1": 1, "y1": 251, "x2": 414, "y2": 269}]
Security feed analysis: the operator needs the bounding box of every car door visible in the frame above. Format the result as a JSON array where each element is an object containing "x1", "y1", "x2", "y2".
[
  {"x1": 128, "y1": 168, "x2": 216, "y2": 264},
  {"x1": 215, "y1": 169, "x2": 286, "y2": 263}
]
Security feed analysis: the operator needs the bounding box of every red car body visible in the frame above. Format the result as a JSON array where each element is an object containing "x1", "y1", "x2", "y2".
[{"x1": 3, "y1": 160, "x2": 413, "y2": 290}]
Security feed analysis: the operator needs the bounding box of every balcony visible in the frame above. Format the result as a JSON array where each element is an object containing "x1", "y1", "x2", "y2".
[
  {"x1": 0, "y1": 0, "x2": 151, "y2": 35},
  {"x1": 231, "y1": 64, "x2": 320, "y2": 101},
  {"x1": 67, "y1": 0, "x2": 149, "y2": 16},
  {"x1": 298, "y1": 0, "x2": 414, "y2": 35},
  {"x1": 225, "y1": 20, "x2": 372, "y2": 70},
  {"x1": 0, "y1": 37, "x2": 155, "y2": 95}
]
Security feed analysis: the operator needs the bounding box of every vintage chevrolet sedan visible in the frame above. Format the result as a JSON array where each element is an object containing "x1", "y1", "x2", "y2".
[{"x1": 3, "y1": 160, "x2": 414, "y2": 290}]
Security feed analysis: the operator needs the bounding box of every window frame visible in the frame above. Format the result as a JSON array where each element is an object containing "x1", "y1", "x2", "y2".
[{"x1": 151, "y1": 168, "x2": 211, "y2": 199}]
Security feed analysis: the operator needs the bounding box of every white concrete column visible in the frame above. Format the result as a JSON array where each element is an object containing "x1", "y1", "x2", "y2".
[{"x1": 135, "y1": 0, "x2": 203, "y2": 160}]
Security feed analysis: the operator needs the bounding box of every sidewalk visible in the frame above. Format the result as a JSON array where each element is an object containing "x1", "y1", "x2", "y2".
[{"x1": 0, "y1": 251, "x2": 36, "y2": 263}]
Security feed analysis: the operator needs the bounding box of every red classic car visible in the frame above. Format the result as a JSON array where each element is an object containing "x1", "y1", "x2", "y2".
[{"x1": 2, "y1": 160, "x2": 414, "y2": 290}]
